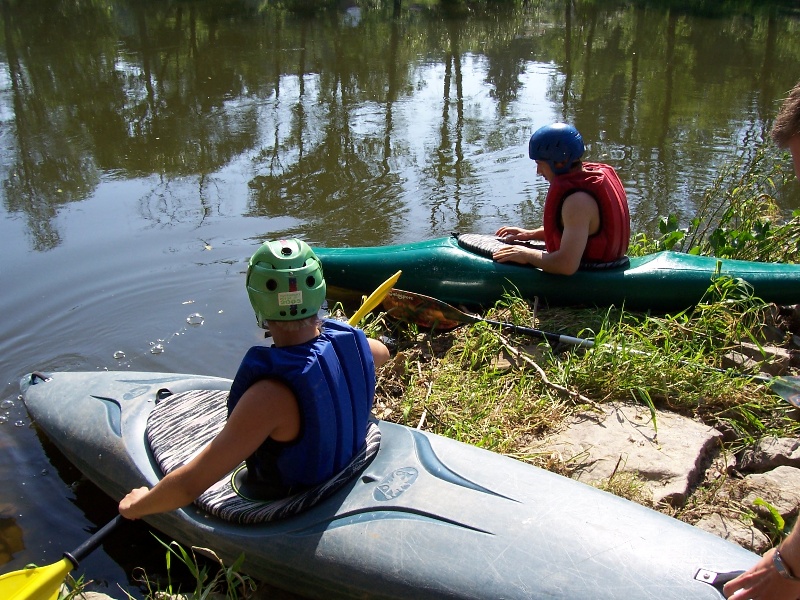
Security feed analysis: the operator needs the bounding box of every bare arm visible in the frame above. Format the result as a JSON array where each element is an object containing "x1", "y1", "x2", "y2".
[
  {"x1": 368, "y1": 337, "x2": 390, "y2": 368},
  {"x1": 723, "y1": 529, "x2": 800, "y2": 600},
  {"x1": 119, "y1": 379, "x2": 299, "y2": 519},
  {"x1": 493, "y1": 192, "x2": 598, "y2": 275}
]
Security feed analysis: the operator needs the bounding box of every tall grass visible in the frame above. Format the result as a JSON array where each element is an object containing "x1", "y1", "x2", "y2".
[{"x1": 62, "y1": 536, "x2": 256, "y2": 600}]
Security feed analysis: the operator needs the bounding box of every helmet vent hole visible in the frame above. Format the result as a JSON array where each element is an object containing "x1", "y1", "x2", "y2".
[
  {"x1": 306, "y1": 276, "x2": 316, "y2": 288},
  {"x1": 266, "y1": 279, "x2": 278, "y2": 291},
  {"x1": 280, "y1": 246, "x2": 292, "y2": 256}
]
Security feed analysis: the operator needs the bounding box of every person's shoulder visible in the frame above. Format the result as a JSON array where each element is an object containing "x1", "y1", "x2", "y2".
[
  {"x1": 247, "y1": 377, "x2": 291, "y2": 393},
  {"x1": 322, "y1": 319, "x2": 351, "y2": 332},
  {"x1": 322, "y1": 319, "x2": 364, "y2": 338},
  {"x1": 562, "y1": 190, "x2": 598, "y2": 209},
  {"x1": 582, "y1": 161, "x2": 617, "y2": 172}
]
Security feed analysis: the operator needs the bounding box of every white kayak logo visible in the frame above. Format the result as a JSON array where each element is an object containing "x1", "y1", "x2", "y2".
[{"x1": 373, "y1": 467, "x2": 418, "y2": 501}]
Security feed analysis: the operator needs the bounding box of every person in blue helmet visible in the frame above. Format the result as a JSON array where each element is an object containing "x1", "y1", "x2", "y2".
[
  {"x1": 119, "y1": 239, "x2": 390, "y2": 519},
  {"x1": 493, "y1": 123, "x2": 630, "y2": 275}
]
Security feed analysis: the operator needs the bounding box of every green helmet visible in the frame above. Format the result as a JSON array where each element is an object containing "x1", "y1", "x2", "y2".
[{"x1": 246, "y1": 239, "x2": 326, "y2": 325}]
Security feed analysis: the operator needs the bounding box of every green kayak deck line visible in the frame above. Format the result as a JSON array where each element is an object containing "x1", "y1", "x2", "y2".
[{"x1": 315, "y1": 235, "x2": 800, "y2": 310}]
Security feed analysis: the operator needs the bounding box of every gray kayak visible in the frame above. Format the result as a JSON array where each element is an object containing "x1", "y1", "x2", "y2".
[{"x1": 20, "y1": 370, "x2": 756, "y2": 599}]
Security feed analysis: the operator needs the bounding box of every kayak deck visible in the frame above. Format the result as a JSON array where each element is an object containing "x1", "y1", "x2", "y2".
[{"x1": 315, "y1": 235, "x2": 800, "y2": 310}]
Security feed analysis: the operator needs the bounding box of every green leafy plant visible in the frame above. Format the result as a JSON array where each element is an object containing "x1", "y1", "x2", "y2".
[
  {"x1": 126, "y1": 536, "x2": 256, "y2": 600},
  {"x1": 753, "y1": 497, "x2": 790, "y2": 541},
  {"x1": 630, "y1": 148, "x2": 799, "y2": 262}
]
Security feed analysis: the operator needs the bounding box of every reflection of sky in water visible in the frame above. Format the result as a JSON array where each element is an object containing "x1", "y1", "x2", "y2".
[
  {"x1": 0, "y1": 64, "x2": 13, "y2": 123},
  {"x1": 0, "y1": 3, "x2": 796, "y2": 250},
  {"x1": 396, "y1": 58, "x2": 554, "y2": 233},
  {"x1": 242, "y1": 58, "x2": 556, "y2": 240},
  {"x1": 0, "y1": 64, "x2": 15, "y2": 201}
]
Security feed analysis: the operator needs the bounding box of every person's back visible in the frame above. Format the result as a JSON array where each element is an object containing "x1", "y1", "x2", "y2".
[
  {"x1": 228, "y1": 318, "x2": 376, "y2": 496},
  {"x1": 541, "y1": 161, "x2": 629, "y2": 263},
  {"x1": 118, "y1": 238, "x2": 389, "y2": 518}
]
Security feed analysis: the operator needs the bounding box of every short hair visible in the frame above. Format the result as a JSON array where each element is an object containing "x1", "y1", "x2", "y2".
[
  {"x1": 266, "y1": 315, "x2": 321, "y2": 333},
  {"x1": 772, "y1": 80, "x2": 800, "y2": 148}
]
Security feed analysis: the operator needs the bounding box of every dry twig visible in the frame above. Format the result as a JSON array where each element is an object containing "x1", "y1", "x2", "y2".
[{"x1": 496, "y1": 332, "x2": 602, "y2": 410}]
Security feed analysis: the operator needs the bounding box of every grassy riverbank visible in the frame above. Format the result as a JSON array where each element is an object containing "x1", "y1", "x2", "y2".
[
  {"x1": 68, "y1": 146, "x2": 800, "y2": 599},
  {"x1": 368, "y1": 145, "x2": 800, "y2": 503}
]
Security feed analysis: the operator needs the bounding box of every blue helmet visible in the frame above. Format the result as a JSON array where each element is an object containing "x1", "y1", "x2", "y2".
[{"x1": 528, "y1": 123, "x2": 585, "y2": 175}]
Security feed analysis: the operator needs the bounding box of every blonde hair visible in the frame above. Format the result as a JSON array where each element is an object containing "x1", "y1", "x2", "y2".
[
  {"x1": 772, "y1": 80, "x2": 800, "y2": 148},
  {"x1": 265, "y1": 315, "x2": 322, "y2": 333}
]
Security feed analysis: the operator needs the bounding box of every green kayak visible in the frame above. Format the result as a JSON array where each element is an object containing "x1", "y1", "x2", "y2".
[{"x1": 315, "y1": 234, "x2": 800, "y2": 311}]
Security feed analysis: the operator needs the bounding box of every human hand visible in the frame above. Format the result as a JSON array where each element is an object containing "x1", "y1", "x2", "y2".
[
  {"x1": 493, "y1": 245, "x2": 536, "y2": 266},
  {"x1": 495, "y1": 226, "x2": 528, "y2": 241},
  {"x1": 723, "y1": 549, "x2": 800, "y2": 600},
  {"x1": 119, "y1": 486, "x2": 151, "y2": 520}
]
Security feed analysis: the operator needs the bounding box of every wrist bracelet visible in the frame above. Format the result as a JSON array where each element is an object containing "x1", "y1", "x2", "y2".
[{"x1": 773, "y1": 549, "x2": 800, "y2": 581}]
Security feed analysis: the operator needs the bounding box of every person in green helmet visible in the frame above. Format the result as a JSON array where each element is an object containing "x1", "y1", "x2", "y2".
[{"x1": 119, "y1": 239, "x2": 390, "y2": 519}]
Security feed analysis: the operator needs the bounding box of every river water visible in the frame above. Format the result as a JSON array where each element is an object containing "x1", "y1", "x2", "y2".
[{"x1": 0, "y1": 0, "x2": 799, "y2": 597}]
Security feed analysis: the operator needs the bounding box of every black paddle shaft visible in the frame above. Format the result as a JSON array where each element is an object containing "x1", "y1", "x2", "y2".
[
  {"x1": 384, "y1": 289, "x2": 594, "y2": 349},
  {"x1": 479, "y1": 317, "x2": 594, "y2": 348},
  {"x1": 63, "y1": 515, "x2": 123, "y2": 568}
]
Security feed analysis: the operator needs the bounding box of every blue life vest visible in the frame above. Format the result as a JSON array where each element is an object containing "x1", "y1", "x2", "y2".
[{"x1": 227, "y1": 319, "x2": 375, "y2": 489}]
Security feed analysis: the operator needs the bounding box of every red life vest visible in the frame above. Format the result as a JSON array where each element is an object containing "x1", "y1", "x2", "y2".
[{"x1": 543, "y1": 162, "x2": 630, "y2": 263}]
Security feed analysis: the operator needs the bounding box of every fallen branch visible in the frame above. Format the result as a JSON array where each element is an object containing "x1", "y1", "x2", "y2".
[{"x1": 496, "y1": 332, "x2": 602, "y2": 410}]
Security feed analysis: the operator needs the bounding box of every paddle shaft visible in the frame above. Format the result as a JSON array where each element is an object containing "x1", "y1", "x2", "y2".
[
  {"x1": 383, "y1": 289, "x2": 593, "y2": 349},
  {"x1": 64, "y1": 515, "x2": 123, "y2": 567},
  {"x1": 382, "y1": 288, "x2": 800, "y2": 408},
  {"x1": 471, "y1": 316, "x2": 594, "y2": 349}
]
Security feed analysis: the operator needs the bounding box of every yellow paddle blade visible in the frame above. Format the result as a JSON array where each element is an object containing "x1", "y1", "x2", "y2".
[
  {"x1": 0, "y1": 557, "x2": 73, "y2": 600},
  {"x1": 347, "y1": 270, "x2": 401, "y2": 326}
]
